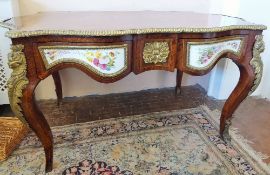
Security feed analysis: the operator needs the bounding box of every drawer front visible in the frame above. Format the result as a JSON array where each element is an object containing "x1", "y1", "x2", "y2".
[
  {"x1": 133, "y1": 34, "x2": 177, "y2": 73},
  {"x1": 180, "y1": 36, "x2": 244, "y2": 73},
  {"x1": 38, "y1": 43, "x2": 130, "y2": 78}
]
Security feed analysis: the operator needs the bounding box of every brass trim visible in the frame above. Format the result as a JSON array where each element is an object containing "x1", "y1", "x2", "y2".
[
  {"x1": 186, "y1": 36, "x2": 244, "y2": 70},
  {"x1": 7, "y1": 44, "x2": 29, "y2": 124},
  {"x1": 5, "y1": 25, "x2": 267, "y2": 38},
  {"x1": 143, "y1": 42, "x2": 170, "y2": 64},
  {"x1": 249, "y1": 35, "x2": 265, "y2": 94},
  {"x1": 38, "y1": 44, "x2": 129, "y2": 77}
]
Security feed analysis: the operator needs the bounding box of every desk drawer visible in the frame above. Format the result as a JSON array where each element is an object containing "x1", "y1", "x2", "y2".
[
  {"x1": 179, "y1": 36, "x2": 245, "y2": 74},
  {"x1": 37, "y1": 42, "x2": 132, "y2": 82},
  {"x1": 133, "y1": 34, "x2": 177, "y2": 74}
]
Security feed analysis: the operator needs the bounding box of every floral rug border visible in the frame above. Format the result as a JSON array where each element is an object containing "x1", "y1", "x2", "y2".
[
  {"x1": 201, "y1": 106, "x2": 270, "y2": 173},
  {"x1": 10, "y1": 106, "x2": 270, "y2": 174}
]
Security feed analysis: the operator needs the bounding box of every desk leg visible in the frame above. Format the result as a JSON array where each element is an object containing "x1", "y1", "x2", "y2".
[
  {"x1": 52, "y1": 71, "x2": 63, "y2": 105},
  {"x1": 21, "y1": 79, "x2": 54, "y2": 173},
  {"x1": 220, "y1": 64, "x2": 254, "y2": 141},
  {"x1": 220, "y1": 35, "x2": 264, "y2": 141},
  {"x1": 175, "y1": 69, "x2": 183, "y2": 96}
]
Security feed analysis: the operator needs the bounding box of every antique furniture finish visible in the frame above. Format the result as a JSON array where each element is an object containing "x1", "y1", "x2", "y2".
[{"x1": 1, "y1": 11, "x2": 266, "y2": 172}]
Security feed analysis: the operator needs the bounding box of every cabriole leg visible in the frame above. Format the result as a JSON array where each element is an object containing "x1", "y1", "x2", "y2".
[
  {"x1": 7, "y1": 44, "x2": 54, "y2": 173},
  {"x1": 220, "y1": 64, "x2": 254, "y2": 141},
  {"x1": 21, "y1": 79, "x2": 54, "y2": 173},
  {"x1": 220, "y1": 35, "x2": 264, "y2": 141},
  {"x1": 52, "y1": 71, "x2": 63, "y2": 106}
]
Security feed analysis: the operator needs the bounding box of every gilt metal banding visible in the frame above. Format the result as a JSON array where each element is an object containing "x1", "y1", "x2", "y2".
[
  {"x1": 7, "y1": 44, "x2": 29, "y2": 124},
  {"x1": 5, "y1": 25, "x2": 267, "y2": 38},
  {"x1": 249, "y1": 35, "x2": 265, "y2": 94},
  {"x1": 143, "y1": 42, "x2": 170, "y2": 64}
]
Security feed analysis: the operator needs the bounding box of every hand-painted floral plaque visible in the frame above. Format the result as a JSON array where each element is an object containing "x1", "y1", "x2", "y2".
[
  {"x1": 38, "y1": 45, "x2": 128, "y2": 77},
  {"x1": 187, "y1": 38, "x2": 243, "y2": 70}
]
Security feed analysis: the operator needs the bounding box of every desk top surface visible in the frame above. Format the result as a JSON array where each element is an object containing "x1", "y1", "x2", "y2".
[{"x1": 1, "y1": 11, "x2": 266, "y2": 38}]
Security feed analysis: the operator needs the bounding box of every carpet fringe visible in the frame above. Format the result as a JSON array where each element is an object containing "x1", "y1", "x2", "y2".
[{"x1": 201, "y1": 105, "x2": 270, "y2": 174}]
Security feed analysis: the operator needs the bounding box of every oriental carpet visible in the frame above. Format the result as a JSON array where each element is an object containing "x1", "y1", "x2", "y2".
[{"x1": 0, "y1": 106, "x2": 269, "y2": 175}]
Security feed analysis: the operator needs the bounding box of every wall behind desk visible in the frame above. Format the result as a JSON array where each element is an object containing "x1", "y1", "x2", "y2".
[{"x1": 17, "y1": 0, "x2": 220, "y2": 99}]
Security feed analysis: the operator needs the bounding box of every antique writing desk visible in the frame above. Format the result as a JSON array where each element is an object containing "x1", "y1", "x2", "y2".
[{"x1": 0, "y1": 11, "x2": 266, "y2": 172}]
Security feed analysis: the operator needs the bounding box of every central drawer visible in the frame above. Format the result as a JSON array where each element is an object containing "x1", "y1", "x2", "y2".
[{"x1": 133, "y1": 34, "x2": 178, "y2": 74}]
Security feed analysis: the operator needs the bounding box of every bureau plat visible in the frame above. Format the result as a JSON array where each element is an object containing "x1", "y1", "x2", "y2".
[{"x1": 0, "y1": 11, "x2": 266, "y2": 172}]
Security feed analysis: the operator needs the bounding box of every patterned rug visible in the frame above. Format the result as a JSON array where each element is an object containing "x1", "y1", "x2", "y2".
[{"x1": 0, "y1": 106, "x2": 269, "y2": 175}]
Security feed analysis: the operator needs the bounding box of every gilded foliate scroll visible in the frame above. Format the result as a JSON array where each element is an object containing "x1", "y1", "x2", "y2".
[
  {"x1": 143, "y1": 42, "x2": 170, "y2": 64},
  {"x1": 249, "y1": 35, "x2": 264, "y2": 94},
  {"x1": 7, "y1": 44, "x2": 29, "y2": 124}
]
